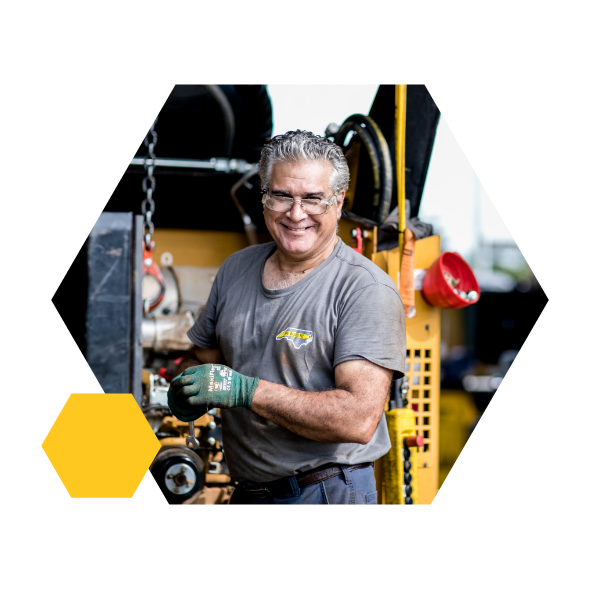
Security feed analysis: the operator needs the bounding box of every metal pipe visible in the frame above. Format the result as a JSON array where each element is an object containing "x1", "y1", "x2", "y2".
[
  {"x1": 142, "y1": 312, "x2": 195, "y2": 353},
  {"x1": 130, "y1": 156, "x2": 257, "y2": 173}
]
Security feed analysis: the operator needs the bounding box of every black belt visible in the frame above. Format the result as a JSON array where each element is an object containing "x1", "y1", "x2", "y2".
[{"x1": 237, "y1": 462, "x2": 373, "y2": 499}]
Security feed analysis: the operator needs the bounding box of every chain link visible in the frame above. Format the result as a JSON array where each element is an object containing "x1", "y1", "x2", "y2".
[
  {"x1": 403, "y1": 446, "x2": 413, "y2": 504},
  {"x1": 142, "y1": 118, "x2": 158, "y2": 249}
]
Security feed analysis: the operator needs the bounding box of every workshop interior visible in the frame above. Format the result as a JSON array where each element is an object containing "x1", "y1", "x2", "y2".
[{"x1": 52, "y1": 85, "x2": 547, "y2": 504}]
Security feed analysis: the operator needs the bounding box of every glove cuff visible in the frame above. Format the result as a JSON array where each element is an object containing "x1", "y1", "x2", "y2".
[{"x1": 237, "y1": 375, "x2": 260, "y2": 409}]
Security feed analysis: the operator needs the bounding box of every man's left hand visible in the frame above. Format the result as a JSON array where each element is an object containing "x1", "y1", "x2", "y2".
[{"x1": 167, "y1": 364, "x2": 259, "y2": 422}]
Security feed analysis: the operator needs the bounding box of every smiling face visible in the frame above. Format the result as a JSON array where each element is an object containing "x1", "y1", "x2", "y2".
[{"x1": 263, "y1": 160, "x2": 345, "y2": 262}]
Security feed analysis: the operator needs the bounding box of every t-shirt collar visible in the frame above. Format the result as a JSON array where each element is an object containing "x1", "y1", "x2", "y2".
[{"x1": 260, "y1": 236, "x2": 344, "y2": 298}]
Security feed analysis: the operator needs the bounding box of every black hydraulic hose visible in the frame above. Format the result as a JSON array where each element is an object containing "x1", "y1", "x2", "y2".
[
  {"x1": 204, "y1": 85, "x2": 235, "y2": 158},
  {"x1": 230, "y1": 166, "x2": 260, "y2": 246},
  {"x1": 334, "y1": 114, "x2": 393, "y2": 224},
  {"x1": 365, "y1": 115, "x2": 393, "y2": 223},
  {"x1": 337, "y1": 118, "x2": 382, "y2": 211}
]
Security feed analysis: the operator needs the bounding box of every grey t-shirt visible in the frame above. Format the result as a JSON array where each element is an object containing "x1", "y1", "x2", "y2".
[{"x1": 188, "y1": 238, "x2": 406, "y2": 482}]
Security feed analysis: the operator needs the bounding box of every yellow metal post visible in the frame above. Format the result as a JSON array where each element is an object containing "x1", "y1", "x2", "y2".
[
  {"x1": 395, "y1": 84, "x2": 408, "y2": 266},
  {"x1": 380, "y1": 84, "x2": 415, "y2": 504}
]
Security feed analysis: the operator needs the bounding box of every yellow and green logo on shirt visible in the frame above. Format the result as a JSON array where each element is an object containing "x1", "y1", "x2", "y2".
[{"x1": 276, "y1": 327, "x2": 313, "y2": 349}]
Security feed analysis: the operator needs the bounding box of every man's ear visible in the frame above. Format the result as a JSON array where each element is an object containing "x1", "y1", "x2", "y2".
[{"x1": 336, "y1": 189, "x2": 346, "y2": 217}]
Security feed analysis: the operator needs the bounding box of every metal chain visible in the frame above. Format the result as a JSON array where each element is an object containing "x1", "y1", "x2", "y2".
[
  {"x1": 400, "y1": 379, "x2": 413, "y2": 503},
  {"x1": 142, "y1": 118, "x2": 158, "y2": 250},
  {"x1": 403, "y1": 446, "x2": 413, "y2": 504}
]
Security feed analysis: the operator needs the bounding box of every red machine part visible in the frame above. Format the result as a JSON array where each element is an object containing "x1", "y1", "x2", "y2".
[
  {"x1": 142, "y1": 242, "x2": 166, "y2": 311},
  {"x1": 421, "y1": 251, "x2": 480, "y2": 309},
  {"x1": 404, "y1": 435, "x2": 424, "y2": 448},
  {"x1": 158, "y1": 357, "x2": 183, "y2": 382}
]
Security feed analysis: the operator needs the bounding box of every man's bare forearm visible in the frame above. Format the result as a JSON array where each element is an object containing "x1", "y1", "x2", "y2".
[{"x1": 251, "y1": 379, "x2": 385, "y2": 445}]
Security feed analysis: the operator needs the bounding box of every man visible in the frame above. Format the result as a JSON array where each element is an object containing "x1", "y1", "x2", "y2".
[{"x1": 168, "y1": 130, "x2": 406, "y2": 504}]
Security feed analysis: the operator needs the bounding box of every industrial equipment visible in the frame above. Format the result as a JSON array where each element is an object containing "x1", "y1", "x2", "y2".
[{"x1": 53, "y1": 84, "x2": 449, "y2": 504}]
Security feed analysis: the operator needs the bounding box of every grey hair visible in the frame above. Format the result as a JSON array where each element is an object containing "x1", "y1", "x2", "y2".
[{"x1": 259, "y1": 130, "x2": 350, "y2": 193}]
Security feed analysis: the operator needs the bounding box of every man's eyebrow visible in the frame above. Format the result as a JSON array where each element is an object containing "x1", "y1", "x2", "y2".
[{"x1": 270, "y1": 189, "x2": 326, "y2": 197}]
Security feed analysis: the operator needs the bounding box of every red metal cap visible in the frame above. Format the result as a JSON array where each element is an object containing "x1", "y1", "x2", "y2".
[
  {"x1": 404, "y1": 435, "x2": 424, "y2": 448},
  {"x1": 421, "y1": 251, "x2": 480, "y2": 310}
]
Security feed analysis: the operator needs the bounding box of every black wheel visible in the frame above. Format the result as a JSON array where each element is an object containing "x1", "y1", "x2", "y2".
[{"x1": 150, "y1": 446, "x2": 206, "y2": 505}]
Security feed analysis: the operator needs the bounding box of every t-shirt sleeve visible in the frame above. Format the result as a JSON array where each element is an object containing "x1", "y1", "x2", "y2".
[
  {"x1": 187, "y1": 277, "x2": 220, "y2": 349},
  {"x1": 334, "y1": 282, "x2": 406, "y2": 380}
]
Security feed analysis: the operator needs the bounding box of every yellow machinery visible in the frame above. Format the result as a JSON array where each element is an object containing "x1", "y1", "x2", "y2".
[
  {"x1": 145, "y1": 84, "x2": 442, "y2": 504},
  {"x1": 385, "y1": 235, "x2": 441, "y2": 504},
  {"x1": 337, "y1": 217, "x2": 441, "y2": 504},
  {"x1": 438, "y1": 389, "x2": 478, "y2": 487}
]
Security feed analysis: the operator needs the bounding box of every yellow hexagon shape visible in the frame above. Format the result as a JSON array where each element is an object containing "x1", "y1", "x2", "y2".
[{"x1": 42, "y1": 393, "x2": 161, "y2": 497}]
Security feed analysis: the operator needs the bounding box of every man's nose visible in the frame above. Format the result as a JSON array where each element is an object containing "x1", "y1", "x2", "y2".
[{"x1": 287, "y1": 201, "x2": 306, "y2": 221}]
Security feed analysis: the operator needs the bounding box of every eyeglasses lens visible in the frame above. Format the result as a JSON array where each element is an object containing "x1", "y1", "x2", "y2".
[{"x1": 266, "y1": 197, "x2": 329, "y2": 215}]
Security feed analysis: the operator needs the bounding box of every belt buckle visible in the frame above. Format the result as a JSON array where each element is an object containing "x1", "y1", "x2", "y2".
[{"x1": 240, "y1": 482, "x2": 271, "y2": 499}]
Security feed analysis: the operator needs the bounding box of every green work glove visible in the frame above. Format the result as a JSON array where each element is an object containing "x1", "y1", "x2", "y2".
[{"x1": 167, "y1": 364, "x2": 259, "y2": 422}]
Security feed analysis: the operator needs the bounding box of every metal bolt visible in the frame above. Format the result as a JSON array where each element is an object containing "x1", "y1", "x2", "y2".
[
  {"x1": 207, "y1": 437, "x2": 216, "y2": 446},
  {"x1": 208, "y1": 421, "x2": 216, "y2": 430}
]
